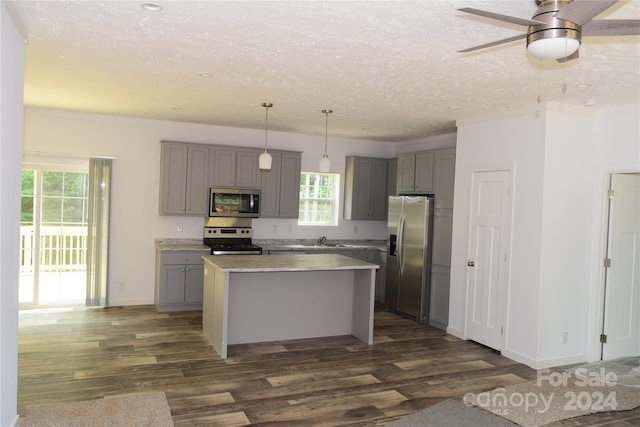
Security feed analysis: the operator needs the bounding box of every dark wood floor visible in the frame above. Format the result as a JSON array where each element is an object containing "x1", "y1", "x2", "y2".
[{"x1": 18, "y1": 305, "x2": 640, "y2": 426}]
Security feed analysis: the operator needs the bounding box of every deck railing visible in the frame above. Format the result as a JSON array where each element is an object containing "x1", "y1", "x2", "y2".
[{"x1": 20, "y1": 225, "x2": 87, "y2": 274}]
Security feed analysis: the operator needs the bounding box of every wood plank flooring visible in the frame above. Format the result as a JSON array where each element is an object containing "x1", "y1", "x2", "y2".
[{"x1": 18, "y1": 305, "x2": 640, "y2": 426}]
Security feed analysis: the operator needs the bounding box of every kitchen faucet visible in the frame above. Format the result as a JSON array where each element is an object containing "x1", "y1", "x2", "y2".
[{"x1": 318, "y1": 235, "x2": 327, "y2": 245}]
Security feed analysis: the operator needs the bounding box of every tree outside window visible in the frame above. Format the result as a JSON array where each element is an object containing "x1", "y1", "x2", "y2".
[{"x1": 298, "y1": 172, "x2": 340, "y2": 226}]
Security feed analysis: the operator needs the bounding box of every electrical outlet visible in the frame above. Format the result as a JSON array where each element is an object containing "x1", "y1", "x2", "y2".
[
  {"x1": 272, "y1": 224, "x2": 278, "y2": 233},
  {"x1": 562, "y1": 331, "x2": 568, "y2": 344},
  {"x1": 353, "y1": 225, "x2": 358, "y2": 234},
  {"x1": 177, "y1": 223, "x2": 183, "y2": 232},
  {"x1": 119, "y1": 281, "x2": 126, "y2": 291}
]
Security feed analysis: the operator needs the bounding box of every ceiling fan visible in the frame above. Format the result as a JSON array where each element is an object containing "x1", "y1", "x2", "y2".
[{"x1": 458, "y1": 0, "x2": 640, "y2": 62}]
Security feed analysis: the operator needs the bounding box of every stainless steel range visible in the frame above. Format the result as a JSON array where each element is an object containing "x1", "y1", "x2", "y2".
[{"x1": 203, "y1": 218, "x2": 262, "y2": 255}]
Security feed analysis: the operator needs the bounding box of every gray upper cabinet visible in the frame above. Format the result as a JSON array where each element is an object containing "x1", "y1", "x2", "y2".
[
  {"x1": 396, "y1": 151, "x2": 434, "y2": 194},
  {"x1": 433, "y1": 149, "x2": 456, "y2": 209},
  {"x1": 159, "y1": 141, "x2": 209, "y2": 216},
  {"x1": 260, "y1": 151, "x2": 301, "y2": 218},
  {"x1": 211, "y1": 148, "x2": 260, "y2": 189},
  {"x1": 344, "y1": 156, "x2": 388, "y2": 220},
  {"x1": 387, "y1": 158, "x2": 397, "y2": 197}
]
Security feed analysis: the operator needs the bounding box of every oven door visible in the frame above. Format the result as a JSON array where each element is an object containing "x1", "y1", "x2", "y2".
[{"x1": 209, "y1": 188, "x2": 260, "y2": 218}]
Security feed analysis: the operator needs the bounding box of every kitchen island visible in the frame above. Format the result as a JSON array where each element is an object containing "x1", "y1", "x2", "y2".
[{"x1": 202, "y1": 253, "x2": 379, "y2": 359}]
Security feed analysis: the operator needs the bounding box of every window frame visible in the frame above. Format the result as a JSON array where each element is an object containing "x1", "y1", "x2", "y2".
[{"x1": 298, "y1": 172, "x2": 340, "y2": 227}]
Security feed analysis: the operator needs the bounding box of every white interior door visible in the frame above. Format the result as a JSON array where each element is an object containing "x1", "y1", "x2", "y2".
[
  {"x1": 465, "y1": 168, "x2": 512, "y2": 351},
  {"x1": 602, "y1": 173, "x2": 640, "y2": 359}
]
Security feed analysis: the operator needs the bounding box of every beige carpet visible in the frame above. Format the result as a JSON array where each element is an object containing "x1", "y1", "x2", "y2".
[
  {"x1": 464, "y1": 362, "x2": 640, "y2": 427},
  {"x1": 386, "y1": 399, "x2": 518, "y2": 426},
  {"x1": 24, "y1": 391, "x2": 174, "y2": 427}
]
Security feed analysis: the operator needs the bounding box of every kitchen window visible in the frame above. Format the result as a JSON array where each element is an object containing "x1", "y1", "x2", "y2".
[{"x1": 298, "y1": 172, "x2": 340, "y2": 226}]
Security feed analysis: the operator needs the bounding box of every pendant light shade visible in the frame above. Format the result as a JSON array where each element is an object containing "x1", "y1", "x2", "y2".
[
  {"x1": 319, "y1": 109, "x2": 332, "y2": 173},
  {"x1": 259, "y1": 102, "x2": 273, "y2": 170}
]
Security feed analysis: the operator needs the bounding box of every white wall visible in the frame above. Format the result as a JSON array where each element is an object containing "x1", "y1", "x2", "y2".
[
  {"x1": 23, "y1": 107, "x2": 396, "y2": 306},
  {"x1": 450, "y1": 106, "x2": 547, "y2": 364},
  {"x1": 1, "y1": 3, "x2": 25, "y2": 426},
  {"x1": 536, "y1": 106, "x2": 598, "y2": 365},
  {"x1": 450, "y1": 102, "x2": 640, "y2": 369}
]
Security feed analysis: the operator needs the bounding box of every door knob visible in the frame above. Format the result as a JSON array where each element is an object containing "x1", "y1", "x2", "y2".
[{"x1": 467, "y1": 260, "x2": 475, "y2": 267}]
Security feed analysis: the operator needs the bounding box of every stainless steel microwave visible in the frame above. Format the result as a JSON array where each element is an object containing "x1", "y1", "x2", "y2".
[{"x1": 209, "y1": 188, "x2": 260, "y2": 218}]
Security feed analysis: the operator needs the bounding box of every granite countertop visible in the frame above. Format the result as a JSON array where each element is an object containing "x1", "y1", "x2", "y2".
[
  {"x1": 258, "y1": 240, "x2": 386, "y2": 252},
  {"x1": 155, "y1": 238, "x2": 387, "y2": 253},
  {"x1": 202, "y1": 253, "x2": 379, "y2": 272},
  {"x1": 155, "y1": 239, "x2": 209, "y2": 251}
]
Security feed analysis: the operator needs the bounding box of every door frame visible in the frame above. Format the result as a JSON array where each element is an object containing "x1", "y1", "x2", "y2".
[
  {"x1": 463, "y1": 163, "x2": 515, "y2": 352},
  {"x1": 598, "y1": 171, "x2": 640, "y2": 360},
  {"x1": 21, "y1": 156, "x2": 89, "y2": 308}
]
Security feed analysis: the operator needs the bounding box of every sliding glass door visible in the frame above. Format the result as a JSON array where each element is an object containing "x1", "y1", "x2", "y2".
[{"x1": 20, "y1": 167, "x2": 89, "y2": 307}]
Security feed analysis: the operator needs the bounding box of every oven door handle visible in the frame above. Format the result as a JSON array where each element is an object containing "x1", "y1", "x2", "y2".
[{"x1": 210, "y1": 250, "x2": 262, "y2": 255}]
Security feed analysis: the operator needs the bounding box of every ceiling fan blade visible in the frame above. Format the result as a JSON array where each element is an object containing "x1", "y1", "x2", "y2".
[
  {"x1": 582, "y1": 20, "x2": 640, "y2": 36},
  {"x1": 458, "y1": 33, "x2": 528, "y2": 53},
  {"x1": 458, "y1": 8, "x2": 544, "y2": 27},
  {"x1": 554, "y1": 0, "x2": 618, "y2": 26},
  {"x1": 556, "y1": 50, "x2": 580, "y2": 63}
]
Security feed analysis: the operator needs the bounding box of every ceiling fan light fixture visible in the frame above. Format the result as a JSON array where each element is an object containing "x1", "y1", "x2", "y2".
[
  {"x1": 526, "y1": 8, "x2": 581, "y2": 60},
  {"x1": 527, "y1": 35, "x2": 580, "y2": 59}
]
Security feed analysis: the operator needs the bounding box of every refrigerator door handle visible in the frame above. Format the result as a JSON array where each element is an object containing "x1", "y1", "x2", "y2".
[{"x1": 398, "y1": 214, "x2": 405, "y2": 276}]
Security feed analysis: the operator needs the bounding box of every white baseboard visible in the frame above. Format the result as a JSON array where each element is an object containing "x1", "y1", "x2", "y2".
[
  {"x1": 501, "y1": 348, "x2": 588, "y2": 370},
  {"x1": 446, "y1": 325, "x2": 465, "y2": 339},
  {"x1": 107, "y1": 298, "x2": 154, "y2": 307}
]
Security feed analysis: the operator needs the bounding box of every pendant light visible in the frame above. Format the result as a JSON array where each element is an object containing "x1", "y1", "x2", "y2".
[
  {"x1": 319, "y1": 109, "x2": 332, "y2": 173},
  {"x1": 259, "y1": 102, "x2": 273, "y2": 170}
]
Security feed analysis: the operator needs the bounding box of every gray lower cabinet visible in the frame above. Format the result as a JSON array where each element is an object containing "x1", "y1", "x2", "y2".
[
  {"x1": 430, "y1": 208, "x2": 453, "y2": 329},
  {"x1": 429, "y1": 264, "x2": 450, "y2": 330},
  {"x1": 155, "y1": 250, "x2": 208, "y2": 312},
  {"x1": 159, "y1": 141, "x2": 209, "y2": 216},
  {"x1": 260, "y1": 151, "x2": 301, "y2": 218}
]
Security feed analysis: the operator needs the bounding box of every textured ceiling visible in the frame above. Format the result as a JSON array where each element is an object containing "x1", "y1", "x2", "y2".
[{"x1": 9, "y1": 0, "x2": 640, "y2": 142}]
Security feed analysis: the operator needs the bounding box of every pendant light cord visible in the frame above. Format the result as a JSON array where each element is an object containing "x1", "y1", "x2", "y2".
[
  {"x1": 262, "y1": 102, "x2": 272, "y2": 153},
  {"x1": 322, "y1": 109, "x2": 332, "y2": 157}
]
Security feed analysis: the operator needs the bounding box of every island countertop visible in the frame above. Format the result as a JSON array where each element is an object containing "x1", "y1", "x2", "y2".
[{"x1": 202, "y1": 253, "x2": 379, "y2": 273}]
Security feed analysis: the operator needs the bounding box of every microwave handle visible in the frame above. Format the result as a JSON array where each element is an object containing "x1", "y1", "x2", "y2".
[{"x1": 250, "y1": 194, "x2": 254, "y2": 210}]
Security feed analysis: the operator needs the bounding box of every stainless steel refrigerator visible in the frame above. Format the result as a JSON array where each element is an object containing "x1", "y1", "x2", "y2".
[{"x1": 385, "y1": 195, "x2": 434, "y2": 321}]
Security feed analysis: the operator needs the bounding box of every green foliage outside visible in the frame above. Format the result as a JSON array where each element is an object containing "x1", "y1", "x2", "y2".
[
  {"x1": 21, "y1": 169, "x2": 88, "y2": 226},
  {"x1": 299, "y1": 173, "x2": 336, "y2": 225}
]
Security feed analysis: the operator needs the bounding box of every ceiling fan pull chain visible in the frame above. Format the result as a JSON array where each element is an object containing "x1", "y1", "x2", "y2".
[
  {"x1": 562, "y1": 37, "x2": 568, "y2": 94},
  {"x1": 537, "y1": 59, "x2": 543, "y2": 104}
]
